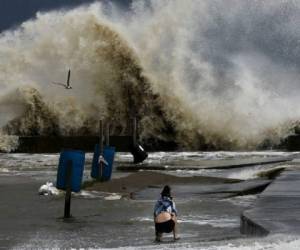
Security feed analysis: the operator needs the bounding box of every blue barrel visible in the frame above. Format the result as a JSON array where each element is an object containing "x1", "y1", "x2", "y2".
[
  {"x1": 91, "y1": 144, "x2": 115, "y2": 181},
  {"x1": 56, "y1": 149, "x2": 85, "y2": 192}
]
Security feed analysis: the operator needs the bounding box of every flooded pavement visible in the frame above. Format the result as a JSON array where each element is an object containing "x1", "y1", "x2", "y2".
[
  {"x1": 0, "y1": 176, "x2": 247, "y2": 249},
  {"x1": 0, "y1": 151, "x2": 300, "y2": 249}
]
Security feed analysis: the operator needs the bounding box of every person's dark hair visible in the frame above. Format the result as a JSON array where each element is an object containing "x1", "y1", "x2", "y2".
[{"x1": 161, "y1": 185, "x2": 172, "y2": 198}]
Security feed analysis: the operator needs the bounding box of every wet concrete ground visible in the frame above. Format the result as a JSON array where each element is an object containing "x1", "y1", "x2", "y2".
[
  {"x1": 0, "y1": 175, "x2": 254, "y2": 249},
  {"x1": 242, "y1": 167, "x2": 300, "y2": 235}
]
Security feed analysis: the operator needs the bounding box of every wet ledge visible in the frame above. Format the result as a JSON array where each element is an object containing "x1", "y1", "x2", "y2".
[
  {"x1": 117, "y1": 156, "x2": 293, "y2": 171},
  {"x1": 84, "y1": 171, "x2": 240, "y2": 197},
  {"x1": 241, "y1": 168, "x2": 300, "y2": 236}
]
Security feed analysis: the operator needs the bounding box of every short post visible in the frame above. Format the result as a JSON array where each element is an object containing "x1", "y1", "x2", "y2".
[
  {"x1": 132, "y1": 117, "x2": 137, "y2": 147},
  {"x1": 99, "y1": 120, "x2": 104, "y2": 180},
  {"x1": 64, "y1": 160, "x2": 72, "y2": 219}
]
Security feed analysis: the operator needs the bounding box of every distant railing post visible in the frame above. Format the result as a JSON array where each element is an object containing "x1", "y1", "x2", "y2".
[
  {"x1": 132, "y1": 117, "x2": 137, "y2": 147},
  {"x1": 99, "y1": 120, "x2": 104, "y2": 180}
]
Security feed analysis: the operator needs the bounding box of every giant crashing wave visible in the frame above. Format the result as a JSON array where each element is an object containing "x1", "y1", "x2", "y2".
[{"x1": 0, "y1": 1, "x2": 300, "y2": 152}]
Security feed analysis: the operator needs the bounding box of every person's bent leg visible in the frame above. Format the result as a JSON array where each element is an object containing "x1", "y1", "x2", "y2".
[
  {"x1": 155, "y1": 231, "x2": 162, "y2": 242},
  {"x1": 155, "y1": 222, "x2": 163, "y2": 242},
  {"x1": 172, "y1": 215, "x2": 180, "y2": 240}
]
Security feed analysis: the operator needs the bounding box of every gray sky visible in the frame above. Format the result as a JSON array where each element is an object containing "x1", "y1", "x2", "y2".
[{"x1": 0, "y1": 0, "x2": 130, "y2": 32}]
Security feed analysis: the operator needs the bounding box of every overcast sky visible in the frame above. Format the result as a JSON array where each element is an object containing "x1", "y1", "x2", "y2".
[{"x1": 0, "y1": 0, "x2": 130, "y2": 32}]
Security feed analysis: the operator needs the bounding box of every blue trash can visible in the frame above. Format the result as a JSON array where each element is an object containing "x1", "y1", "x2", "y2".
[
  {"x1": 56, "y1": 149, "x2": 85, "y2": 192},
  {"x1": 91, "y1": 144, "x2": 115, "y2": 181}
]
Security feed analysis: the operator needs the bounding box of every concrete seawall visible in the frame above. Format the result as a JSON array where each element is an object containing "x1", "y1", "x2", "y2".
[
  {"x1": 241, "y1": 167, "x2": 300, "y2": 236},
  {"x1": 16, "y1": 136, "x2": 133, "y2": 153},
  {"x1": 13, "y1": 136, "x2": 178, "y2": 153},
  {"x1": 118, "y1": 156, "x2": 293, "y2": 171}
]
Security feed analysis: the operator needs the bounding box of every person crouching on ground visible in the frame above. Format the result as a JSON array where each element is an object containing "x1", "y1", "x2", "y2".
[{"x1": 153, "y1": 185, "x2": 180, "y2": 242}]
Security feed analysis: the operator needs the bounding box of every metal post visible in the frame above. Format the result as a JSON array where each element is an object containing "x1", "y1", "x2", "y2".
[
  {"x1": 99, "y1": 120, "x2": 104, "y2": 180},
  {"x1": 64, "y1": 160, "x2": 72, "y2": 219},
  {"x1": 132, "y1": 117, "x2": 137, "y2": 147}
]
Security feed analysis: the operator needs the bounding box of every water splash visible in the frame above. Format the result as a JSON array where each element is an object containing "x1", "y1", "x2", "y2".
[
  {"x1": 121, "y1": 0, "x2": 300, "y2": 149},
  {"x1": 0, "y1": 131, "x2": 19, "y2": 152}
]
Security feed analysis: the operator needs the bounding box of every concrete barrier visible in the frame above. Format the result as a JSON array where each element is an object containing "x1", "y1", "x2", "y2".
[{"x1": 241, "y1": 168, "x2": 300, "y2": 236}]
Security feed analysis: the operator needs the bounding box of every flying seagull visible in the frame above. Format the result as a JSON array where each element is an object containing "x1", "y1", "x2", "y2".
[{"x1": 52, "y1": 69, "x2": 72, "y2": 89}]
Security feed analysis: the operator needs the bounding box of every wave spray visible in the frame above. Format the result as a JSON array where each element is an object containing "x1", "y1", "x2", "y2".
[{"x1": 0, "y1": 1, "x2": 300, "y2": 151}]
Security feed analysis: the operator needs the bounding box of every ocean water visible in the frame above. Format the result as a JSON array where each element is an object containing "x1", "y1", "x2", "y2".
[{"x1": 0, "y1": 150, "x2": 298, "y2": 180}]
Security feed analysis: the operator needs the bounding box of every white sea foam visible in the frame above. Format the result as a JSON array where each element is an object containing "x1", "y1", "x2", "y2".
[
  {"x1": 93, "y1": 236, "x2": 300, "y2": 250},
  {"x1": 146, "y1": 151, "x2": 299, "y2": 163},
  {"x1": 38, "y1": 182, "x2": 60, "y2": 196},
  {"x1": 74, "y1": 190, "x2": 105, "y2": 199},
  {"x1": 0, "y1": 132, "x2": 18, "y2": 152},
  {"x1": 104, "y1": 193, "x2": 122, "y2": 200},
  {"x1": 0, "y1": 167, "x2": 10, "y2": 173},
  {"x1": 179, "y1": 215, "x2": 239, "y2": 228},
  {"x1": 169, "y1": 164, "x2": 288, "y2": 181},
  {"x1": 38, "y1": 181, "x2": 123, "y2": 200},
  {"x1": 226, "y1": 164, "x2": 291, "y2": 180},
  {"x1": 180, "y1": 218, "x2": 238, "y2": 228},
  {"x1": 223, "y1": 195, "x2": 258, "y2": 207},
  {"x1": 130, "y1": 215, "x2": 238, "y2": 228},
  {"x1": 21, "y1": 235, "x2": 297, "y2": 250},
  {"x1": 130, "y1": 217, "x2": 153, "y2": 222}
]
